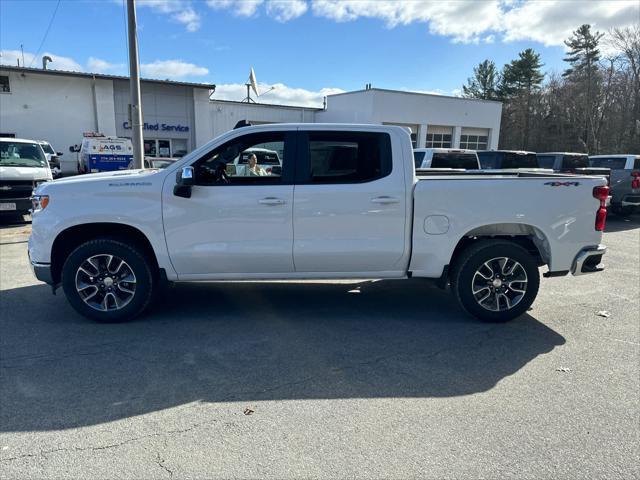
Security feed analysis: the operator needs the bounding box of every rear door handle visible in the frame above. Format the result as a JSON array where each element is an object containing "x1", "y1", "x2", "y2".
[
  {"x1": 258, "y1": 197, "x2": 286, "y2": 206},
  {"x1": 370, "y1": 196, "x2": 400, "y2": 205}
]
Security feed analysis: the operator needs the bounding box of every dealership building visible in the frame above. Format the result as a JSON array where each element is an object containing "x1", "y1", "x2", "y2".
[{"x1": 0, "y1": 65, "x2": 501, "y2": 172}]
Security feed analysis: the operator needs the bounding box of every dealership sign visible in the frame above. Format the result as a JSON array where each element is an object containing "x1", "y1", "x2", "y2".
[{"x1": 122, "y1": 121, "x2": 189, "y2": 132}]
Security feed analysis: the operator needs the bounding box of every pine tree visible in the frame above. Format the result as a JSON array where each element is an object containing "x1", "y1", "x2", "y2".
[
  {"x1": 499, "y1": 49, "x2": 544, "y2": 149},
  {"x1": 563, "y1": 24, "x2": 604, "y2": 151},
  {"x1": 462, "y1": 60, "x2": 500, "y2": 100}
]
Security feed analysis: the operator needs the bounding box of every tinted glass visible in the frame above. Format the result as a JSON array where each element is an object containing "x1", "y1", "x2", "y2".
[
  {"x1": 477, "y1": 151, "x2": 499, "y2": 169},
  {"x1": 40, "y1": 143, "x2": 55, "y2": 154},
  {"x1": 414, "y1": 151, "x2": 426, "y2": 168},
  {"x1": 589, "y1": 157, "x2": 627, "y2": 169},
  {"x1": 307, "y1": 131, "x2": 392, "y2": 183},
  {"x1": 562, "y1": 155, "x2": 589, "y2": 170},
  {"x1": 0, "y1": 141, "x2": 47, "y2": 167},
  {"x1": 431, "y1": 153, "x2": 479, "y2": 169},
  {"x1": 634, "y1": 157, "x2": 640, "y2": 170},
  {"x1": 536, "y1": 155, "x2": 556, "y2": 169},
  {"x1": 502, "y1": 153, "x2": 538, "y2": 169}
]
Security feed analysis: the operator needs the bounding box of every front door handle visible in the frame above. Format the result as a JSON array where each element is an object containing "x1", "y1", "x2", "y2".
[
  {"x1": 258, "y1": 197, "x2": 286, "y2": 206},
  {"x1": 370, "y1": 196, "x2": 400, "y2": 205}
]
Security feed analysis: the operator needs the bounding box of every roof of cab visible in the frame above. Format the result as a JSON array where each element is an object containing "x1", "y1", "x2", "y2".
[{"x1": 0, "y1": 137, "x2": 42, "y2": 144}]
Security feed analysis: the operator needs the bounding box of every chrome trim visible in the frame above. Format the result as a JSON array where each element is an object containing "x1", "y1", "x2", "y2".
[
  {"x1": 571, "y1": 245, "x2": 606, "y2": 276},
  {"x1": 621, "y1": 200, "x2": 640, "y2": 207}
]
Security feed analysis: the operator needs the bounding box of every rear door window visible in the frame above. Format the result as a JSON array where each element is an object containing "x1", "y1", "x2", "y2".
[
  {"x1": 431, "y1": 153, "x2": 479, "y2": 169},
  {"x1": 589, "y1": 157, "x2": 627, "y2": 169},
  {"x1": 302, "y1": 131, "x2": 392, "y2": 184},
  {"x1": 414, "y1": 151, "x2": 426, "y2": 169}
]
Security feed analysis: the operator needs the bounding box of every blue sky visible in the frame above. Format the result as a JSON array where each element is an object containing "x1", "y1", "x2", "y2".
[{"x1": 1, "y1": 0, "x2": 638, "y2": 106}]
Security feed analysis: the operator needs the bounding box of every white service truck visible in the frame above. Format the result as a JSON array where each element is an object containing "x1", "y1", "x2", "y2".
[{"x1": 29, "y1": 124, "x2": 609, "y2": 323}]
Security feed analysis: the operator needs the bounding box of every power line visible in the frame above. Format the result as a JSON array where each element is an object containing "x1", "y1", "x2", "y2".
[{"x1": 28, "y1": 0, "x2": 62, "y2": 68}]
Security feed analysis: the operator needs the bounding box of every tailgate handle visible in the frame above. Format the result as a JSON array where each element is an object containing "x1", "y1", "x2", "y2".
[
  {"x1": 258, "y1": 197, "x2": 286, "y2": 206},
  {"x1": 371, "y1": 196, "x2": 399, "y2": 205}
]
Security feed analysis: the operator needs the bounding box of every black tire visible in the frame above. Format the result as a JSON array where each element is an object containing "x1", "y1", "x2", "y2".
[
  {"x1": 61, "y1": 239, "x2": 155, "y2": 323},
  {"x1": 451, "y1": 240, "x2": 540, "y2": 323}
]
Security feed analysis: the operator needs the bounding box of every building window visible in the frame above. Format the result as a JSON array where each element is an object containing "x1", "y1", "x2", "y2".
[
  {"x1": 426, "y1": 133, "x2": 452, "y2": 148},
  {"x1": 460, "y1": 134, "x2": 488, "y2": 150},
  {"x1": 0, "y1": 76, "x2": 10, "y2": 93}
]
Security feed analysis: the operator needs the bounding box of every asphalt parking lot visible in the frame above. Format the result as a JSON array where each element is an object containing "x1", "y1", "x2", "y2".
[{"x1": 0, "y1": 214, "x2": 638, "y2": 479}]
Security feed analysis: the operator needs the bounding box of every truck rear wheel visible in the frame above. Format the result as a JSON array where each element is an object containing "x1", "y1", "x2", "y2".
[
  {"x1": 61, "y1": 239, "x2": 155, "y2": 323},
  {"x1": 451, "y1": 240, "x2": 540, "y2": 322}
]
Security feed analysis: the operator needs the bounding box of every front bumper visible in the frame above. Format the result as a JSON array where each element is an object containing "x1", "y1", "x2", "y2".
[
  {"x1": 29, "y1": 249, "x2": 54, "y2": 284},
  {"x1": 571, "y1": 245, "x2": 606, "y2": 276},
  {"x1": 0, "y1": 197, "x2": 32, "y2": 215}
]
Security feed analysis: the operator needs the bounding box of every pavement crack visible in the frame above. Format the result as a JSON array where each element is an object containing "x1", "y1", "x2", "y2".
[{"x1": 155, "y1": 452, "x2": 173, "y2": 478}]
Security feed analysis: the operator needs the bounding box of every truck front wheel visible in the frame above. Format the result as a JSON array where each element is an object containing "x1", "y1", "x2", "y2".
[
  {"x1": 61, "y1": 239, "x2": 155, "y2": 322},
  {"x1": 451, "y1": 240, "x2": 540, "y2": 322}
]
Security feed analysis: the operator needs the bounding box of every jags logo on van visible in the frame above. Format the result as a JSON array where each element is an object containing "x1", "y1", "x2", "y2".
[{"x1": 99, "y1": 144, "x2": 123, "y2": 152}]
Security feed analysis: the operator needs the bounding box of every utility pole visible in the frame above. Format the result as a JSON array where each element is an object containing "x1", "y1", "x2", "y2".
[{"x1": 127, "y1": 0, "x2": 144, "y2": 169}]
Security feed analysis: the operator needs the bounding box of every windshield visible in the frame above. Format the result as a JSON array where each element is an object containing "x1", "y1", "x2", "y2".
[
  {"x1": 0, "y1": 141, "x2": 47, "y2": 168},
  {"x1": 590, "y1": 157, "x2": 627, "y2": 169},
  {"x1": 40, "y1": 143, "x2": 55, "y2": 155},
  {"x1": 431, "y1": 153, "x2": 479, "y2": 169},
  {"x1": 414, "y1": 151, "x2": 426, "y2": 168}
]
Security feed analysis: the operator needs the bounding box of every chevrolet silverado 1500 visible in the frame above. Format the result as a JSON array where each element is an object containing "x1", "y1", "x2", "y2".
[{"x1": 29, "y1": 124, "x2": 609, "y2": 323}]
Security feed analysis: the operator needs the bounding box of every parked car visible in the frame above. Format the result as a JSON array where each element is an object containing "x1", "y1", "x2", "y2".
[
  {"x1": 413, "y1": 148, "x2": 480, "y2": 170},
  {"x1": 477, "y1": 150, "x2": 540, "y2": 170},
  {"x1": 38, "y1": 141, "x2": 63, "y2": 178},
  {"x1": 0, "y1": 138, "x2": 53, "y2": 215},
  {"x1": 29, "y1": 124, "x2": 609, "y2": 324},
  {"x1": 536, "y1": 152, "x2": 611, "y2": 185},
  {"x1": 589, "y1": 154, "x2": 640, "y2": 215},
  {"x1": 77, "y1": 134, "x2": 133, "y2": 174}
]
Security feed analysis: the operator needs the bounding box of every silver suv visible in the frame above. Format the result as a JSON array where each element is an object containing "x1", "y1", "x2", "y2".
[{"x1": 589, "y1": 155, "x2": 640, "y2": 215}]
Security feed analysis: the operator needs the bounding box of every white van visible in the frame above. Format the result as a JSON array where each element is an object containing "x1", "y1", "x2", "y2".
[
  {"x1": 0, "y1": 138, "x2": 53, "y2": 215},
  {"x1": 77, "y1": 134, "x2": 133, "y2": 173}
]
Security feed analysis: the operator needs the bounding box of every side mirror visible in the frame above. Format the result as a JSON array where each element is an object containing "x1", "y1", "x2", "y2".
[
  {"x1": 56, "y1": 151, "x2": 63, "y2": 156},
  {"x1": 174, "y1": 166, "x2": 194, "y2": 198}
]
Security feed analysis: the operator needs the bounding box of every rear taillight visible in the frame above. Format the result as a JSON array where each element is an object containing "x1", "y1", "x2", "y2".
[
  {"x1": 631, "y1": 171, "x2": 640, "y2": 189},
  {"x1": 593, "y1": 185, "x2": 609, "y2": 231}
]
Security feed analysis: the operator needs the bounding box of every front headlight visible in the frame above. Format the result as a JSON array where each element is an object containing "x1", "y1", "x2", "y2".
[
  {"x1": 31, "y1": 195, "x2": 50, "y2": 213},
  {"x1": 34, "y1": 180, "x2": 49, "y2": 188}
]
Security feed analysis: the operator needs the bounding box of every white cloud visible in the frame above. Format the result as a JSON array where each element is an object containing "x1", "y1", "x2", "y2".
[
  {"x1": 502, "y1": 0, "x2": 638, "y2": 47},
  {"x1": 310, "y1": 0, "x2": 639, "y2": 46},
  {"x1": 214, "y1": 82, "x2": 344, "y2": 107},
  {"x1": 87, "y1": 57, "x2": 125, "y2": 74},
  {"x1": 266, "y1": 0, "x2": 308, "y2": 22},
  {"x1": 311, "y1": 0, "x2": 502, "y2": 43},
  {"x1": 0, "y1": 50, "x2": 83, "y2": 71},
  {"x1": 207, "y1": 0, "x2": 264, "y2": 17},
  {"x1": 140, "y1": 59, "x2": 209, "y2": 79},
  {"x1": 137, "y1": 0, "x2": 201, "y2": 31}
]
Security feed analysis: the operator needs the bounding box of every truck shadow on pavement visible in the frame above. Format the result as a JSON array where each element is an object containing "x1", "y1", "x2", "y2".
[
  {"x1": 0, "y1": 279, "x2": 565, "y2": 432},
  {"x1": 605, "y1": 214, "x2": 640, "y2": 233}
]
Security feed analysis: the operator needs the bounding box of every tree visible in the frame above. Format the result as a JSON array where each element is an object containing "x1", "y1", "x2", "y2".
[
  {"x1": 462, "y1": 60, "x2": 500, "y2": 100},
  {"x1": 563, "y1": 24, "x2": 605, "y2": 151},
  {"x1": 499, "y1": 49, "x2": 545, "y2": 149}
]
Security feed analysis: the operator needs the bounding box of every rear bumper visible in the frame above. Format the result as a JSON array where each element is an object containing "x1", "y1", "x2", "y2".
[
  {"x1": 571, "y1": 245, "x2": 606, "y2": 276},
  {"x1": 621, "y1": 194, "x2": 640, "y2": 207}
]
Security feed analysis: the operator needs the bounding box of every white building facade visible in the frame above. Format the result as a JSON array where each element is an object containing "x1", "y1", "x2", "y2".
[{"x1": 1, "y1": 66, "x2": 501, "y2": 170}]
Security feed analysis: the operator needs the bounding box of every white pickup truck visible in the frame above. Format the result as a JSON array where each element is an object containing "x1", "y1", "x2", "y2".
[{"x1": 29, "y1": 124, "x2": 609, "y2": 323}]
